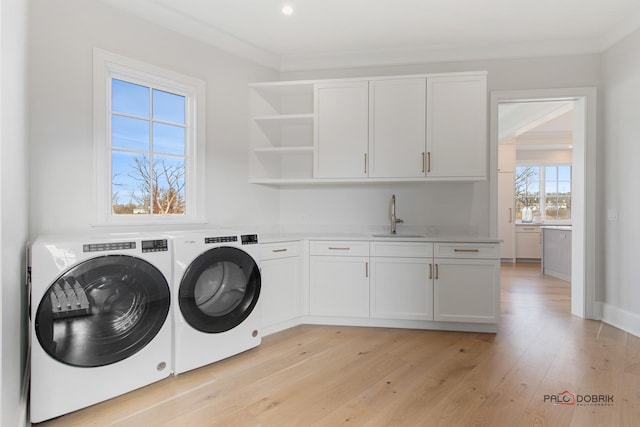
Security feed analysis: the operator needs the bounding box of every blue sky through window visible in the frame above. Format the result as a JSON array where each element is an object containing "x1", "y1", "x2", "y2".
[{"x1": 111, "y1": 79, "x2": 186, "y2": 213}]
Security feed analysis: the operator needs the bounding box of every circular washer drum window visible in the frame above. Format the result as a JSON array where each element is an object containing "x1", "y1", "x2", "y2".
[
  {"x1": 179, "y1": 246, "x2": 261, "y2": 333},
  {"x1": 35, "y1": 255, "x2": 171, "y2": 367}
]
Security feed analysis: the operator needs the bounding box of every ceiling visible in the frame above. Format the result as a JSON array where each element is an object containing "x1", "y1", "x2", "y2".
[
  {"x1": 100, "y1": 0, "x2": 640, "y2": 71},
  {"x1": 499, "y1": 101, "x2": 574, "y2": 150}
]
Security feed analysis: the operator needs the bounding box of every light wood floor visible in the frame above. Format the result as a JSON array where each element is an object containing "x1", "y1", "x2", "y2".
[{"x1": 37, "y1": 263, "x2": 640, "y2": 426}]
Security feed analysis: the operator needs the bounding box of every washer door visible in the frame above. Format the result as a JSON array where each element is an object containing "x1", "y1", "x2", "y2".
[
  {"x1": 35, "y1": 255, "x2": 170, "y2": 368},
  {"x1": 179, "y1": 246, "x2": 260, "y2": 333}
]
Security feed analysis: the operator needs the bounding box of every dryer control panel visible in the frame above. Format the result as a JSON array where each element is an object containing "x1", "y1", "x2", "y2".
[{"x1": 241, "y1": 234, "x2": 259, "y2": 245}]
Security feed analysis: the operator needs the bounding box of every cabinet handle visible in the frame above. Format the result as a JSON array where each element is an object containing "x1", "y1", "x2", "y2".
[
  {"x1": 454, "y1": 249, "x2": 480, "y2": 253},
  {"x1": 364, "y1": 153, "x2": 368, "y2": 174},
  {"x1": 328, "y1": 247, "x2": 350, "y2": 251},
  {"x1": 429, "y1": 263, "x2": 433, "y2": 280},
  {"x1": 509, "y1": 208, "x2": 512, "y2": 223},
  {"x1": 365, "y1": 262, "x2": 369, "y2": 278},
  {"x1": 435, "y1": 264, "x2": 439, "y2": 280},
  {"x1": 421, "y1": 152, "x2": 426, "y2": 173},
  {"x1": 272, "y1": 248, "x2": 288, "y2": 253},
  {"x1": 427, "y1": 152, "x2": 431, "y2": 173}
]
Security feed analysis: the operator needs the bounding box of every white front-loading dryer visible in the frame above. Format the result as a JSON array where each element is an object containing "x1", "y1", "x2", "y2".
[
  {"x1": 29, "y1": 233, "x2": 173, "y2": 423},
  {"x1": 171, "y1": 230, "x2": 261, "y2": 375}
]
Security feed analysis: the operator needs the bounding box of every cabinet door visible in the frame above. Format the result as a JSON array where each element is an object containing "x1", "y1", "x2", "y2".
[
  {"x1": 314, "y1": 81, "x2": 369, "y2": 178},
  {"x1": 426, "y1": 74, "x2": 487, "y2": 178},
  {"x1": 370, "y1": 257, "x2": 433, "y2": 320},
  {"x1": 516, "y1": 227, "x2": 542, "y2": 259},
  {"x1": 434, "y1": 258, "x2": 499, "y2": 323},
  {"x1": 498, "y1": 144, "x2": 515, "y2": 173},
  {"x1": 369, "y1": 78, "x2": 426, "y2": 178},
  {"x1": 498, "y1": 171, "x2": 515, "y2": 259},
  {"x1": 309, "y1": 256, "x2": 369, "y2": 317},
  {"x1": 260, "y1": 257, "x2": 301, "y2": 329}
]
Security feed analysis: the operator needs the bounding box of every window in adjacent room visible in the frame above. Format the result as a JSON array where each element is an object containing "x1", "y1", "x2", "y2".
[
  {"x1": 93, "y1": 49, "x2": 205, "y2": 225},
  {"x1": 515, "y1": 164, "x2": 571, "y2": 223}
]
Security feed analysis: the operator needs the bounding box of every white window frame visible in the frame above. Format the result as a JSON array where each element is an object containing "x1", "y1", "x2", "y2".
[{"x1": 93, "y1": 48, "x2": 206, "y2": 226}]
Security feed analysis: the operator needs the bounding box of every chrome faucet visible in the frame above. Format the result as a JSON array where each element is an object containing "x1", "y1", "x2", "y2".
[{"x1": 390, "y1": 194, "x2": 404, "y2": 234}]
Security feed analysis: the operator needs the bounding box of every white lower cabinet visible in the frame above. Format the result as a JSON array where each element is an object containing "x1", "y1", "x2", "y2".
[
  {"x1": 433, "y1": 243, "x2": 500, "y2": 323},
  {"x1": 309, "y1": 241, "x2": 370, "y2": 317},
  {"x1": 260, "y1": 242, "x2": 302, "y2": 331},
  {"x1": 369, "y1": 242, "x2": 433, "y2": 320},
  {"x1": 291, "y1": 239, "x2": 499, "y2": 330},
  {"x1": 370, "y1": 257, "x2": 433, "y2": 320}
]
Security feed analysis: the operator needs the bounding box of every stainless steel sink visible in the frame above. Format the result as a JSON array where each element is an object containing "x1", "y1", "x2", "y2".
[{"x1": 371, "y1": 233, "x2": 424, "y2": 238}]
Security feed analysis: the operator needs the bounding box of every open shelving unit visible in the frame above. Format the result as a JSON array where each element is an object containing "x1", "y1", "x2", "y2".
[{"x1": 249, "y1": 81, "x2": 315, "y2": 183}]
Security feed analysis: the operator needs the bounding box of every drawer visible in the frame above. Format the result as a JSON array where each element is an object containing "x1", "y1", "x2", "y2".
[
  {"x1": 370, "y1": 241, "x2": 433, "y2": 258},
  {"x1": 516, "y1": 225, "x2": 541, "y2": 233},
  {"x1": 309, "y1": 241, "x2": 369, "y2": 257},
  {"x1": 261, "y1": 241, "x2": 301, "y2": 260},
  {"x1": 434, "y1": 242, "x2": 499, "y2": 259}
]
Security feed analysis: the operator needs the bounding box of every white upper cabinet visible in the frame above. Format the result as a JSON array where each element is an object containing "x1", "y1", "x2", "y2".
[
  {"x1": 249, "y1": 72, "x2": 488, "y2": 184},
  {"x1": 426, "y1": 73, "x2": 487, "y2": 179},
  {"x1": 368, "y1": 78, "x2": 426, "y2": 178},
  {"x1": 314, "y1": 81, "x2": 369, "y2": 179}
]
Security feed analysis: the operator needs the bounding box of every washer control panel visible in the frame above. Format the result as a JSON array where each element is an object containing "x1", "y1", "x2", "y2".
[
  {"x1": 83, "y1": 241, "x2": 135, "y2": 252},
  {"x1": 141, "y1": 239, "x2": 169, "y2": 253}
]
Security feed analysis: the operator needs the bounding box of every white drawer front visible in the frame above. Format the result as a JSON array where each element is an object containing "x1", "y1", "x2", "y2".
[
  {"x1": 261, "y1": 241, "x2": 301, "y2": 260},
  {"x1": 435, "y1": 243, "x2": 499, "y2": 259},
  {"x1": 309, "y1": 241, "x2": 369, "y2": 257},
  {"x1": 517, "y1": 225, "x2": 541, "y2": 233},
  {"x1": 370, "y1": 241, "x2": 433, "y2": 258}
]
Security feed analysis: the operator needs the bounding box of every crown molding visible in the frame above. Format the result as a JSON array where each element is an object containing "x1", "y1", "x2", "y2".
[
  {"x1": 99, "y1": 0, "x2": 281, "y2": 70},
  {"x1": 99, "y1": 0, "x2": 640, "y2": 72},
  {"x1": 278, "y1": 38, "x2": 601, "y2": 72}
]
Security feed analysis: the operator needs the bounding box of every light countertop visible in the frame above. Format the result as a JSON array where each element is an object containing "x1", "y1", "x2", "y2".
[{"x1": 260, "y1": 232, "x2": 501, "y2": 244}]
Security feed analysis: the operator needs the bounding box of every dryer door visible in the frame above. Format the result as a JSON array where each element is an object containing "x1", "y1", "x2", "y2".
[
  {"x1": 35, "y1": 255, "x2": 171, "y2": 367},
  {"x1": 179, "y1": 246, "x2": 261, "y2": 333}
]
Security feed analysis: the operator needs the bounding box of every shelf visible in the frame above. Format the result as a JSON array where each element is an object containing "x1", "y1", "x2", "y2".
[
  {"x1": 254, "y1": 146, "x2": 314, "y2": 154},
  {"x1": 249, "y1": 81, "x2": 315, "y2": 95},
  {"x1": 253, "y1": 113, "x2": 314, "y2": 124}
]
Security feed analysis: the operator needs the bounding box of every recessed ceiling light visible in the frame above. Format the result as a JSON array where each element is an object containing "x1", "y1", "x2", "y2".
[{"x1": 282, "y1": 5, "x2": 293, "y2": 15}]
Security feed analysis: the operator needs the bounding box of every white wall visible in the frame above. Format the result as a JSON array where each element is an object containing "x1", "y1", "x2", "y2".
[
  {"x1": 1, "y1": 0, "x2": 29, "y2": 425},
  {"x1": 280, "y1": 55, "x2": 601, "y2": 237},
  {"x1": 601, "y1": 27, "x2": 640, "y2": 335},
  {"x1": 29, "y1": 0, "x2": 280, "y2": 237}
]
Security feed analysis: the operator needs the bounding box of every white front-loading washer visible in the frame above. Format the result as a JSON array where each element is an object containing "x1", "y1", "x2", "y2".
[
  {"x1": 29, "y1": 233, "x2": 173, "y2": 423},
  {"x1": 171, "y1": 230, "x2": 261, "y2": 375}
]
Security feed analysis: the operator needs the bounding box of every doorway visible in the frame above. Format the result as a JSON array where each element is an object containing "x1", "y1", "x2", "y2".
[{"x1": 490, "y1": 88, "x2": 597, "y2": 319}]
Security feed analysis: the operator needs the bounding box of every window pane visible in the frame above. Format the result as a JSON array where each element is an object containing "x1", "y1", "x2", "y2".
[
  {"x1": 558, "y1": 196, "x2": 571, "y2": 220},
  {"x1": 153, "y1": 89, "x2": 185, "y2": 124},
  {"x1": 152, "y1": 155, "x2": 185, "y2": 215},
  {"x1": 153, "y1": 123, "x2": 185, "y2": 156},
  {"x1": 545, "y1": 166, "x2": 557, "y2": 180},
  {"x1": 112, "y1": 79, "x2": 149, "y2": 118},
  {"x1": 112, "y1": 115, "x2": 149, "y2": 151},
  {"x1": 545, "y1": 181, "x2": 557, "y2": 195},
  {"x1": 558, "y1": 181, "x2": 571, "y2": 193},
  {"x1": 558, "y1": 166, "x2": 571, "y2": 181},
  {"x1": 112, "y1": 151, "x2": 150, "y2": 215}
]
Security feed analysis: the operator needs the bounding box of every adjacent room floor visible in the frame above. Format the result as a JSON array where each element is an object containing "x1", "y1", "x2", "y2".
[{"x1": 36, "y1": 263, "x2": 640, "y2": 426}]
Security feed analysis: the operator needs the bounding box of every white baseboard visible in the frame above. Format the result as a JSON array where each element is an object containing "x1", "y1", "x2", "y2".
[{"x1": 599, "y1": 302, "x2": 640, "y2": 338}]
